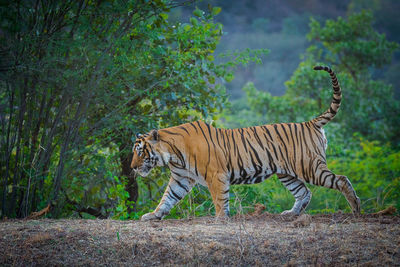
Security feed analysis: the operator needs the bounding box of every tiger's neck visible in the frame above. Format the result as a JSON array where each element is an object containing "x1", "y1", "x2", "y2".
[
  {"x1": 157, "y1": 132, "x2": 187, "y2": 169},
  {"x1": 159, "y1": 150, "x2": 171, "y2": 166}
]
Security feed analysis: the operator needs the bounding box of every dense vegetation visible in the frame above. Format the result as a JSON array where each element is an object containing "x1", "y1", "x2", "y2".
[{"x1": 1, "y1": 0, "x2": 399, "y2": 219}]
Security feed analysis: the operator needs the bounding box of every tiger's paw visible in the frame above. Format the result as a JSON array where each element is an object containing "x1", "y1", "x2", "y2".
[
  {"x1": 281, "y1": 210, "x2": 300, "y2": 216},
  {"x1": 141, "y1": 212, "x2": 161, "y2": 221}
]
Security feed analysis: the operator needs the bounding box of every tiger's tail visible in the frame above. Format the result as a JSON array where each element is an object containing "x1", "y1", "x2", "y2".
[{"x1": 311, "y1": 66, "x2": 342, "y2": 127}]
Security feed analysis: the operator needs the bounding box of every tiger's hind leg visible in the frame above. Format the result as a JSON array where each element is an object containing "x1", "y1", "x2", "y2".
[
  {"x1": 313, "y1": 166, "x2": 361, "y2": 213},
  {"x1": 278, "y1": 174, "x2": 312, "y2": 215}
]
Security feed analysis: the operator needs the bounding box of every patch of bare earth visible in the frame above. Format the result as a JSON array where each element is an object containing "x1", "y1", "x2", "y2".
[{"x1": 1, "y1": 213, "x2": 399, "y2": 266}]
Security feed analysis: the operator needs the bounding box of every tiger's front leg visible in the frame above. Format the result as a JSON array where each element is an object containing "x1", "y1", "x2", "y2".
[
  {"x1": 207, "y1": 175, "x2": 230, "y2": 218},
  {"x1": 141, "y1": 176, "x2": 195, "y2": 221}
]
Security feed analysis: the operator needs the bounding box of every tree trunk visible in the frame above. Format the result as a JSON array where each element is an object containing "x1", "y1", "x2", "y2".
[
  {"x1": 120, "y1": 152, "x2": 138, "y2": 213},
  {"x1": 1, "y1": 83, "x2": 14, "y2": 218}
]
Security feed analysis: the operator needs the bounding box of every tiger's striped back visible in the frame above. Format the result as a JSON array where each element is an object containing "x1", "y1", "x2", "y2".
[{"x1": 156, "y1": 120, "x2": 326, "y2": 186}]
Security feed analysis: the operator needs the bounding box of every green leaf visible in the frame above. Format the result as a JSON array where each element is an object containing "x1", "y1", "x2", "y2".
[
  {"x1": 212, "y1": 7, "x2": 221, "y2": 16},
  {"x1": 160, "y1": 13, "x2": 168, "y2": 20},
  {"x1": 193, "y1": 9, "x2": 203, "y2": 18},
  {"x1": 224, "y1": 73, "x2": 234, "y2": 83},
  {"x1": 190, "y1": 17, "x2": 198, "y2": 26}
]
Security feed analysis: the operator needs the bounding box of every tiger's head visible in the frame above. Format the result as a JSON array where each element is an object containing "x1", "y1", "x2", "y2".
[{"x1": 130, "y1": 129, "x2": 165, "y2": 177}]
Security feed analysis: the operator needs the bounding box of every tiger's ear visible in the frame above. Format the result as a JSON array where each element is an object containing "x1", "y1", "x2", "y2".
[
  {"x1": 136, "y1": 133, "x2": 142, "y2": 139},
  {"x1": 149, "y1": 129, "x2": 159, "y2": 142}
]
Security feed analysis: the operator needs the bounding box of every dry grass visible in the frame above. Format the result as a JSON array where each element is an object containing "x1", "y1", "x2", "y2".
[{"x1": 1, "y1": 213, "x2": 399, "y2": 266}]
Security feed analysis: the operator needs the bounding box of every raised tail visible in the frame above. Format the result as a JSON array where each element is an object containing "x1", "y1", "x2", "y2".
[{"x1": 310, "y1": 66, "x2": 342, "y2": 127}]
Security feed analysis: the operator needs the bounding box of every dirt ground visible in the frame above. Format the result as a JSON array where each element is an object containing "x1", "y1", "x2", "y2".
[{"x1": 1, "y1": 213, "x2": 399, "y2": 266}]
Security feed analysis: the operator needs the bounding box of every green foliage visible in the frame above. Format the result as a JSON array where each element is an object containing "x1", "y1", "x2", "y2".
[
  {"x1": 329, "y1": 139, "x2": 400, "y2": 212},
  {"x1": 286, "y1": 11, "x2": 400, "y2": 144},
  {"x1": 308, "y1": 11, "x2": 398, "y2": 70},
  {"x1": 230, "y1": 182, "x2": 282, "y2": 214},
  {"x1": 302, "y1": 138, "x2": 400, "y2": 214}
]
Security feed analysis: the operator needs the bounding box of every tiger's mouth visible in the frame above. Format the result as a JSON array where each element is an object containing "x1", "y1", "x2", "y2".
[{"x1": 137, "y1": 165, "x2": 152, "y2": 177}]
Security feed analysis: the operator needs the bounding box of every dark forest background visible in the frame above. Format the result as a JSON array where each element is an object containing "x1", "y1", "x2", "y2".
[{"x1": 1, "y1": 0, "x2": 399, "y2": 219}]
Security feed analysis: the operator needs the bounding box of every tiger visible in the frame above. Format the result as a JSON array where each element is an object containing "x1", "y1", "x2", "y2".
[{"x1": 131, "y1": 66, "x2": 361, "y2": 221}]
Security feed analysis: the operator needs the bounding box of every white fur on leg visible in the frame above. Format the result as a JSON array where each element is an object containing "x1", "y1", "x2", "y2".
[
  {"x1": 281, "y1": 189, "x2": 312, "y2": 216},
  {"x1": 141, "y1": 212, "x2": 160, "y2": 221}
]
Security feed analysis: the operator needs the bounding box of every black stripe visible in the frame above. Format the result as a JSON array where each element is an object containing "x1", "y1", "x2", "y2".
[
  {"x1": 193, "y1": 154, "x2": 199, "y2": 176},
  {"x1": 221, "y1": 128, "x2": 227, "y2": 152},
  {"x1": 334, "y1": 177, "x2": 339, "y2": 189},
  {"x1": 189, "y1": 122, "x2": 199, "y2": 133},
  {"x1": 167, "y1": 189, "x2": 179, "y2": 202},
  {"x1": 239, "y1": 128, "x2": 248, "y2": 153},
  {"x1": 162, "y1": 129, "x2": 184, "y2": 137},
  {"x1": 319, "y1": 170, "x2": 330, "y2": 186},
  {"x1": 305, "y1": 122, "x2": 319, "y2": 153},
  {"x1": 299, "y1": 124, "x2": 308, "y2": 182},
  {"x1": 163, "y1": 140, "x2": 186, "y2": 168},
  {"x1": 246, "y1": 139, "x2": 263, "y2": 167},
  {"x1": 285, "y1": 178, "x2": 298, "y2": 187},
  {"x1": 274, "y1": 124, "x2": 290, "y2": 171},
  {"x1": 287, "y1": 124, "x2": 296, "y2": 165},
  {"x1": 196, "y1": 121, "x2": 210, "y2": 180},
  {"x1": 179, "y1": 126, "x2": 190, "y2": 135},
  {"x1": 291, "y1": 183, "x2": 304, "y2": 196},
  {"x1": 246, "y1": 140, "x2": 263, "y2": 178},
  {"x1": 172, "y1": 177, "x2": 189, "y2": 192},
  {"x1": 279, "y1": 176, "x2": 292, "y2": 183},
  {"x1": 270, "y1": 141, "x2": 279, "y2": 162},
  {"x1": 170, "y1": 188, "x2": 183, "y2": 201},
  {"x1": 224, "y1": 130, "x2": 235, "y2": 181},
  {"x1": 262, "y1": 125, "x2": 274, "y2": 141},
  {"x1": 250, "y1": 127, "x2": 264, "y2": 148},
  {"x1": 264, "y1": 145, "x2": 277, "y2": 173},
  {"x1": 294, "y1": 123, "x2": 300, "y2": 146},
  {"x1": 332, "y1": 97, "x2": 340, "y2": 104},
  {"x1": 231, "y1": 130, "x2": 238, "y2": 156},
  {"x1": 280, "y1": 124, "x2": 290, "y2": 144},
  {"x1": 205, "y1": 123, "x2": 219, "y2": 161}
]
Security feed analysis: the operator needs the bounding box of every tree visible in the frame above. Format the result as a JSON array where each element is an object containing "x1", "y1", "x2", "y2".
[
  {"x1": 0, "y1": 0, "x2": 267, "y2": 218},
  {"x1": 284, "y1": 11, "x2": 399, "y2": 144},
  {"x1": 224, "y1": 11, "x2": 399, "y2": 144}
]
